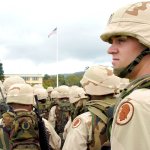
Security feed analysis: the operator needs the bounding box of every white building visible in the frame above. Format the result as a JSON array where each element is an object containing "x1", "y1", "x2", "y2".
[{"x1": 4, "y1": 74, "x2": 43, "y2": 86}]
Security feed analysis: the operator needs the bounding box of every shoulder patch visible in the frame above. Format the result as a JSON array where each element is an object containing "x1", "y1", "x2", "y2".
[
  {"x1": 116, "y1": 102, "x2": 134, "y2": 125},
  {"x1": 72, "y1": 118, "x2": 81, "y2": 128}
]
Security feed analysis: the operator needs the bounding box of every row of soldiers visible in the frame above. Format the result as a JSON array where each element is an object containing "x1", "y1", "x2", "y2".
[
  {"x1": 41, "y1": 65, "x2": 129, "y2": 150},
  {"x1": 0, "y1": 65, "x2": 129, "y2": 150},
  {"x1": 0, "y1": 75, "x2": 61, "y2": 150}
]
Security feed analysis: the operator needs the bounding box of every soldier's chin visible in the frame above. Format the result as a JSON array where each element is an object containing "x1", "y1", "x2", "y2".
[
  {"x1": 112, "y1": 59, "x2": 119, "y2": 66},
  {"x1": 113, "y1": 67, "x2": 125, "y2": 77}
]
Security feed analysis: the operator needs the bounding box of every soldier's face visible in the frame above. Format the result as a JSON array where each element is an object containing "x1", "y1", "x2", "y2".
[{"x1": 107, "y1": 36, "x2": 147, "y2": 69}]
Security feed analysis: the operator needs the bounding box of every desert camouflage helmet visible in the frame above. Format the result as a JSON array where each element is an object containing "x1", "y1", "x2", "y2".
[
  {"x1": 69, "y1": 86, "x2": 88, "y2": 104},
  {"x1": 6, "y1": 83, "x2": 34, "y2": 105},
  {"x1": 34, "y1": 87, "x2": 48, "y2": 100},
  {"x1": 100, "y1": 1, "x2": 150, "y2": 47},
  {"x1": 55, "y1": 85, "x2": 69, "y2": 98},
  {"x1": 3, "y1": 76, "x2": 25, "y2": 93},
  {"x1": 80, "y1": 65, "x2": 128, "y2": 95},
  {"x1": 51, "y1": 90, "x2": 59, "y2": 99},
  {"x1": 33, "y1": 84, "x2": 44, "y2": 89},
  {"x1": 47, "y1": 86, "x2": 53, "y2": 93}
]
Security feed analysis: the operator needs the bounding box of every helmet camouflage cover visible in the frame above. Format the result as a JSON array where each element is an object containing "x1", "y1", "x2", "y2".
[
  {"x1": 69, "y1": 86, "x2": 88, "y2": 103},
  {"x1": 80, "y1": 65, "x2": 129, "y2": 95},
  {"x1": 47, "y1": 86, "x2": 53, "y2": 93},
  {"x1": 34, "y1": 87, "x2": 48, "y2": 100},
  {"x1": 6, "y1": 83, "x2": 34, "y2": 105},
  {"x1": 55, "y1": 85, "x2": 69, "y2": 99},
  {"x1": 100, "y1": 1, "x2": 150, "y2": 47},
  {"x1": 3, "y1": 76, "x2": 25, "y2": 93}
]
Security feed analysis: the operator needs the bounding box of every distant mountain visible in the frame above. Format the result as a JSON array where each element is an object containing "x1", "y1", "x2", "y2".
[
  {"x1": 62, "y1": 71, "x2": 84, "y2": 77},
  {"x1": 44, "y1": 71, "x2": 85, "y2": 78}
]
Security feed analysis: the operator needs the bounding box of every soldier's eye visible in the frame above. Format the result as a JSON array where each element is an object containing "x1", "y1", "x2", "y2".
[
  {"x1": 108, "y1": 38, "x2": 112, "y2": 44},
  {"x1": 116, "y1": 36, "x2": 128, "y2": 43},
  {"x1": 118, "y1": 37, "x2": 127, "y2": 42},
  {"x1": 108, "y1": 35, "x2": 128, "y2": 44}
]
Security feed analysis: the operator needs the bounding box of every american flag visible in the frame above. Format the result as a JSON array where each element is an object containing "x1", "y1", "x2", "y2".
[{"x1": 48, "y1": 27, "x2": 57, "y2": 38}]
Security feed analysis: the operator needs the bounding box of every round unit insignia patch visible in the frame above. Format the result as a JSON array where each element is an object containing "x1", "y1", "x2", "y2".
[
  {"x1": 116, "y1": 102, "x2": 134, "y2": 125},
  {"x1": 72, "y1": 118, "x2": 81, "y2": 128}
]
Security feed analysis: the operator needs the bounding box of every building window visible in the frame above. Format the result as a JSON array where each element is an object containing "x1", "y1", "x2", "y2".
[
  {"x1": 22, "y1": 77, "x2": 30, "y2": 81},
  {"x1": 32, "y1": 77, "x2": 39, "y2": 81}
]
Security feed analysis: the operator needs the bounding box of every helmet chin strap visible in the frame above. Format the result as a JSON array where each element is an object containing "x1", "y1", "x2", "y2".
[{"x1": 114, "y1": 48, "x2": 150, "y2": 78}]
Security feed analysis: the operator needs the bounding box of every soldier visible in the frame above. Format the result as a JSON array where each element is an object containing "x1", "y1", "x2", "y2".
[
  {"x1": 0, "y1": 83, "x2": 61, "y2": 150},
  {"x1": 0, "y1": 81, "x2": 6, "y2": 102},
  {"x1": 48, "y1": 90, "x2": 59, "y2": 128},
  {"x1": 48, "y1": 86, "x2": 70, "y2": 146},
  {"x1": 100, "y1": 1, "x2": 150, "y2": 149},
  {"x1": 62, "y1": 65, "x2": 129, "y2": 150},
  {"x1": 63, "y1": 86, "x2": 89, "y2": 140},
  {"x1": 47, "y1": 86, "x2": 53, "y2": 100},
  {"x1": 0, "y1": 81, "x2": 7, "y2": 118},
  {"x1": 3, "y1": 75, "x2": 25, "y2": 94},
  {"x1": 69, "y1": 86, "x2": 89, "y2": 120},
  {"x1": 47, "y1": 86, "x2": 58, "y2": 111},
  {"x1": 33, "y1": 87, "x2": 50, "y2": 120},
  {"x1": 52, "y1": 85, "x2": 71, "y2": 148},
  {"x1": 0, "y1": 76, "x2": 25, "y2": 118}
]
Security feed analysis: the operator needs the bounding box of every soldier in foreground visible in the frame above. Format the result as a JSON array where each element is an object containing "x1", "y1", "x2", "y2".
[{"x1": 100, "y1": 1, "x2": 150, "y2": 149}]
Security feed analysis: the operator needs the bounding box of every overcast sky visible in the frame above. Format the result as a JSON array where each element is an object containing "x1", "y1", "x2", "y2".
[{"x1": 0, "y1": 0, "x2": 143, "y2": 75}]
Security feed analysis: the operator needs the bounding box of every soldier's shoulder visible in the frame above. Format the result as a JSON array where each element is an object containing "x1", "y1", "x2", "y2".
[
  {"x1": 126, "y1": 88, "x2": 150, "y2": 103},
  {"x1": 72, "y1": 112, "x2": 92, "y2": 128}
]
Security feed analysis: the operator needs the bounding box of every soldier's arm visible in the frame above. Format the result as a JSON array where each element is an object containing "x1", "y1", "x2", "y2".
[{"x1": 43, "y1": 118, "x2": 61, "y2": 150}]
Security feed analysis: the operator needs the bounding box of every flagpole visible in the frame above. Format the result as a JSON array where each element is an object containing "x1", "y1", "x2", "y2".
[
  {"x1": 48, "y1": 27, "x2": 58, "y2": 87},
  {"x1": 56, "y1": 28, "x2": 59, "y2": 87}
]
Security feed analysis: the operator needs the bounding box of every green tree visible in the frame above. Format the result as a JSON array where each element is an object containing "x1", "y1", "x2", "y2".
[
  {"x1": 58, "y1": 75, "x2": 66, "y2": 86},
  {"x1": 43, "y1": 72, "x2": 84, "y2": 88},
  {"x1": 43, "y1": 74, "x2": 56, "y2": 88},
  {"x1": 0, "y1": 63, "x2": 4, "y2": 81},
  {"x1": 65, "y1": 74, "x2": 83, "y2": 86},
  {"x1": 44, "y1": 74, "x2": 50, "y2": 80}
]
